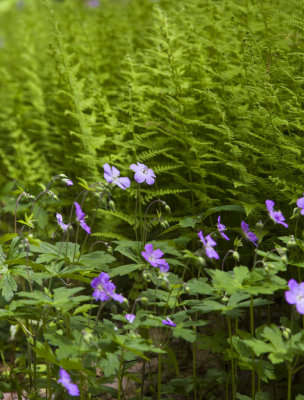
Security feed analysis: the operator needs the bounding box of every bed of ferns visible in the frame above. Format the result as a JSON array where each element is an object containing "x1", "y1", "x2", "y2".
[{"x1": 1, "y1": 0, "x2": 304, "y2": 399}]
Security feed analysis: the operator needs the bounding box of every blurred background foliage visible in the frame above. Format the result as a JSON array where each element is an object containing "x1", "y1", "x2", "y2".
[{"x1": 0, "y1": 0, "x2": 304, "y2": 239}]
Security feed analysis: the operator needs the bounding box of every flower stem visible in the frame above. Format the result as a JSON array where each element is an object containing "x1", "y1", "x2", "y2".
[
  {"x1": 250, "y1": 295, "x2": 255, "y2": 400},
  {"x1": 287, "y1": 367, "x2": 292, "y2": 400},
  {"x1": 227, "y1": 317, "x2": 236, "y2": 400},
  {"x1": 157, "y1": 352, "x2": 162, "y2": 400}
]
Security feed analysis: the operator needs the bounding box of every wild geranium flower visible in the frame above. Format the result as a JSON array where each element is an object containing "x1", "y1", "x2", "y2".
[
  {"x1": 162, "y1": 317, "x2": 176, "y2": 327},
  {"x1": 159, "y1": 261, "x2": 169, "y2": 273},
  {"x1": 125, "y1": 314, "x2": 135, "y2": 323},
  {"x1": 103, "y1": 163, "x2": 131, "y2": 190},
  {"x1": 87, "y1": 0, "x2": 100, "y2": 7},
  {"x1": 142, "y1": 244, "x2": 166, "y2": 267},
  {"x1": 58, "y1": 368, "x2": 79, "y2": 397},
  {"x1": 65, "y1": 179, "x2": 73, "y2": 186},
  {"x1": 265, "y1": 200, "x2": 288, "y2": 228},
  {"x1": 56, "y1": 213, "x2": 69, "y2": 232},
  {"x1": 130, "y1": 162, "x2": 156, "y2": 185},
  {"x1": 285, "y1": 279, "x2": 304, "y2": 314},
  {"x1": 74, "y1": 202, "x2": 91, "y2": 234},
  {"x1": 91, "y1": 272, "x2": 124, "y2": 303},
  {"x1": 297, "y1": 194, "x2": 304, "y2": 215},
  {"x1": 198, "y1": 231, "x2": 219, "y2": 260},
  {"x1": 241, "y1": 221, "x2": 258, "y2": 247},
  {"x1": 217, "y1": 216, "x2": 229, "y2": 241}
]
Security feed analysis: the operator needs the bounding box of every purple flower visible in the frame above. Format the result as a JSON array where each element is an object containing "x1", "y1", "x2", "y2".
[
  {"x1": 74, "y1": 202, "x2": 91, "y2": 234},
  {"x1": 162, "y1": 317, "x2": 176, "y2": 327},
  {"x1": 265, "y1": 200, "x2": 288, "y2": 228},
  {"x1": 103, "y1": 163, "x2": 131, "y2": 190},
  {"x1": 91, "y1": 272, "x2": 124, "y2": 303},
  {"x1": 87, "y1": 0, "x2": 100, "y2": 7},
  {"x1": 56, "y1": 213, "x2": 69, "y2": 232},
  {"x1": 159, "y1": 261, "x2": 169, "y2": 273},
  {"x1": 65, "y1": 179, "x2": 73, "y2": 186},
  {"x1": 142, "y1": 244, "x2": 166, "y2": 267},
  {"x1": 130, "y1": 162, "x2": 156, "y2": 185},
  {"x1": 217, "y1": 216, "x2": 229, "y2": 241},
  {"x1": 285, "y1": 279, "x2": 304, "y2": 314},
  {"x1": 125, "y1": 314, "x2": 135, "y2": 323},
  {"x1": 198, "y1": 231, "x2": 219, "y2": 260},
  {"x1": 58, "y1": 368, "x2": 79, "y2": 397},
  {"x1": 297, "y1": 194, "x2": 304, "y2": 215},
  {"x1": 241, "y1": 221, "x2": 258, "y2": 247}
]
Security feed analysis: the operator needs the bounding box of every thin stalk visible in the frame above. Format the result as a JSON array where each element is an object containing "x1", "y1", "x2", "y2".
[
  {"x1": 134, "y1": 184, "x2": 140, "y2": 242},
  {"x1": 250, "y1": 295, "x2": 255, "y2": 400},
  {"x1": 227, "y1": 318, "x2": 236, "y2": 400},
  {"x1": 14, "y1": 192, "x2": 26, "y2": 233},
  {"x1": 117, "y1": 351, "x2": 124, "y2": 400},
  {"x1": 157, "y1": 352, "x2": 162, "y2": 400},
  {"x1": 287, "y1": 367, "x2": 292, "y2": 400},
  {"x1": 141, "y1": 361, "x2": 146, "y2": 398},
  {"x1": 193, "y1": 339, "x2": 197, "y2": 400},
  {"x1": 47, "y1": 361, "x2": 51, "y2": 400}
]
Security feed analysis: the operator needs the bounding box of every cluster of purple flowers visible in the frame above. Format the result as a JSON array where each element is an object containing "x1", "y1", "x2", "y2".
[
  {"x1": 198, "y1": 199, "x2": 290, "y2": 260},
  {"x1": 142, "y1": 243, "x2": 169, "y2": 273}
]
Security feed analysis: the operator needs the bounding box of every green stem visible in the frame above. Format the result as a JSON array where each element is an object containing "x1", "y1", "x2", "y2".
[
  {"x1": 134, "y1": 184, "x2": 140, "y2": 242},
  {"x1": 250, "y1": 295, "x2": 255, "y2": 400},
  {"x1": 287, "y1": 367, "x2": 292, "y2": 400},
  {"x1": 227, "y1": 318, "x2": 236, "y2": 400},
  {"x1": 193, "y1": 339, "x2": 197, "y2": 400},
  {"x1": 157, "y1": 352, "x2": 162, "y2": 400}
]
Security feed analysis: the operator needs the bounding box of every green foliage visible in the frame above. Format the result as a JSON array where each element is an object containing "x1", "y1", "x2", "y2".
[{"x1": 1, "y1": 0, "x2": 304, "y2": 233}]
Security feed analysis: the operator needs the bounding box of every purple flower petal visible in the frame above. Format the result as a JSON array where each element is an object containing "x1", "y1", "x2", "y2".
[
  {"x1": 285, "y1": 291, "x2": 297, "y2": 305},
  {"x1": 56, "y1": 213, "x2": 69, "y2": 232},
  {"x1": 80, "y1": 220, "x2": 91, "y2": 235},
  {"x1": 265, "y1": 200, "x2": 288, "y2": 228},
  {"x1": 288, "y1": 279, "x2": 298, "y2": 292},
  {"x1": 116, "y1": 177, "x2": 131, "y2": 190},
  {"x1": 58, "y1": 368, "x2": 79, "y2": 397},
  {"x1": 125, "y1": 314, "x2": 135, "y2": 323},
  {"x1": 217, "y1": 216, "x2": 230, "y2": 241},
  {"x1": 297, "y1": 196, "x2": 304, "y2": 209},
  {"x1": 159, "y1": 261, "x2": 169, "y2": 273},
  {"x1": 162, "y1": 317, "x2": 176, "y2": 327},
  {"x1": 74, "y1": 202, "x2": 85, "y2": 221},
  {"x1": 198, "y1": 231, "x2": 219, "y2": 259},
  {"x1": 241, "y1": 221, "x2": 258, "y2": 246}
]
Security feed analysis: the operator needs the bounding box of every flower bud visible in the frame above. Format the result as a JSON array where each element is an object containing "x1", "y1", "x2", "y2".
[
  {"x1": 222, "y1": 295, "x2": 229, "y2": 303},
  {"x1": 197, "y1": 256, "x2": 206, "y2": 267},
  {"x1": 140, "y1": 297, "x2": 149, "y2": 304},
  {"x1": 232, "y1": 251, "x2": 240, "y2": 261},
  {"x1": 106, "y1": 245, "x2": 113, "y2": 255},
  {"x1": 109, "y1": 200, "x2": 116, "y2": 211},
  {"x1": 165, "y1": 204, "x2": 171, "y2": 213},
  {"x1": 281, "y1": 255, "x2": 288, "y2": 265},
  {"x1": 282, "y1": 327, "x2": 291, "y2": 339},
  {"x1": 184, "y1": 286, "x2": 190, "y2": 293},
  {"x1": 287, "y1": 236, "x2": 296, "y2": 248},
  {"x1": 82, "y1": 329, "x2": 93, "y2": 344},
  {"x1": 256, "y1": 220, "x2": 263, "y2": 229}
]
